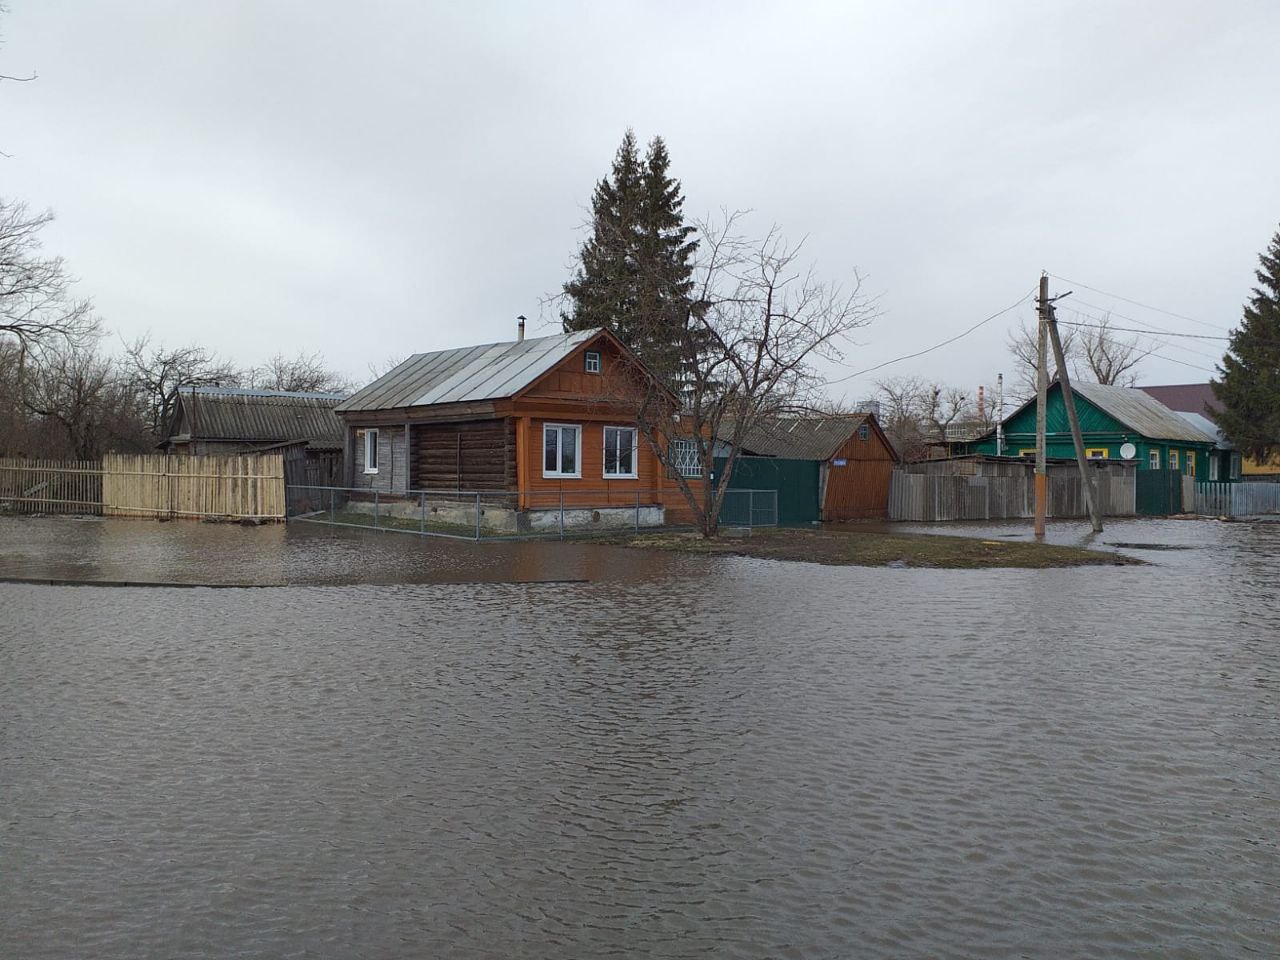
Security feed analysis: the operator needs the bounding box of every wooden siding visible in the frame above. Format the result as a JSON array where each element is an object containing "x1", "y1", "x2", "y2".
[
  {"x1": 413, "y1": 418, "x2": 516, "y2": 491},
  {"x1": 822, "y1": 424, "x2": 897, "y2": 520}
]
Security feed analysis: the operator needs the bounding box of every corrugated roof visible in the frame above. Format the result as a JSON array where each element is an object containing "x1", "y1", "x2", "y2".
[
  {"x1": 1174, "y1": 411, "x2": 1232, "y2": 449},
  {"x1": 1069, "y1": 382, "x2": 1217, "y2": 443},
  {"x1": 336, "y1": 329, "x2": 602, "y2": 413},
  {"x1": 722, "y1": 415, "x2": 873, "y2": 461},
  {"x1": 174, "y1": 386, "x2": 347, "y2": 449}
]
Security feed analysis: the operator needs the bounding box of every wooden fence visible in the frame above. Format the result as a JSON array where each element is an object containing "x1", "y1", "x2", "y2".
[
  {"x1": 102, "y1": 453, "x2": 285, "y2": 520},
  {"x1": 888, "y1": 470, "x2": 1136, "y2": 522},
  {"x1": 0, "y1": 458, "x2": 103, "y2": 514},
  {"x1": 1194, "y1": 481, "x2": 1280, "y2": 517}
]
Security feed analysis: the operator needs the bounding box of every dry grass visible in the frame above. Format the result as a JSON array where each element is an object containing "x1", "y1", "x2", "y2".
[{"x1": 617, "y1": 526, "x2": 1142, "y2": 569}]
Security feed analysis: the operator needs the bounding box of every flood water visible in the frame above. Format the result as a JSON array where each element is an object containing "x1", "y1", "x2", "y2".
[{"x1": 2, "y1": 516, "x2": 1277, "y2": 958}]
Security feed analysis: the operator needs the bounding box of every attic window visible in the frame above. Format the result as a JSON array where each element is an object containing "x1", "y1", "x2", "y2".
[
  {"x1": 857, "y1": 424, "x2": 870, "y2": 441},
  {"x1": 584, "y1": 350, "x2": 601, "y2": 374}
]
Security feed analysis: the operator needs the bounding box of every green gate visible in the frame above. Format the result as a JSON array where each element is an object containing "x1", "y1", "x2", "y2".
[
  {"x1": 1136, "y1": 468, "x2": 1183, "y2": 516},
  {"x1": 714, "y1": 456, "x2": 820, "y2": 524}
]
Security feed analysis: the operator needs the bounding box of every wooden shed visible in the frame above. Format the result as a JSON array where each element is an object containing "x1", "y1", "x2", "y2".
[{"x1": 720, "y1": 414, "x2": 899, "y2": 521}]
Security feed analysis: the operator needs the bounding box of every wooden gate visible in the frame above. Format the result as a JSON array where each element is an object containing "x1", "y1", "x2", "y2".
[{"x1": 1135, "y1": 468, "x2": 1183, "y2": 516}]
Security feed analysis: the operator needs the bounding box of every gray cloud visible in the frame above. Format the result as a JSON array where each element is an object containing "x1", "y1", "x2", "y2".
[{"x1": 4, "y1": 0, "x2": 1277, "y2": 402}]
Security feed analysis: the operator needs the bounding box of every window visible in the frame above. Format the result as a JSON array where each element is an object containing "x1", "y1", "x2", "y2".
[
  {"x1": 1018, "y1": 448, "x2": 1036, "y2": 458},
  {"x1": 1148, "y1": 449, "x2": 1160, "y2": 469},
  {"x1": 670, "y1": 438, "x2": 702, "y2": 477},
  {"x1": 1209, "y1": 456, "x2": 1220, "y2": 481},
  {"x1": 1169, "y1": 450, "x2": 1179, "y2": 471},
  {"x1": 543, "y1": 423, "x2": 580, "y2": 478},
  {"x1": 1085, "y1": 447, "x2": 1109, "y2": 459},
  {"x1": 857, "y1": 423, "x2": 870, "y2": 441},
  {"x1": 1231, "y1": 452, "x2": 1242, "y2": 480},
  {"x1": 603, "y1": 426, "x2": 637, "y2": 478},
  {"x1": 363, "y1": 428, "x2": 379, "y2": 473},
  {"x1": 584, "y1": 350, "x2": 601, "y2": 374},
  {"x1": 1186, "y1": 451, "x2": 1196, "y2": 477}
]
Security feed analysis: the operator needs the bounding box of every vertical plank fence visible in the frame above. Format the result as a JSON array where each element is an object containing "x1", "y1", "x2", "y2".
[
  {"x1": 102, "y1": 453, "x2": 285, "y2": 520},
  {"x1": 1194, "y1": 481, "x2": 1280, "y2": 516},
  {"x1": 0, "y1": 458, "x2": 103, "y2": 514},
  {"x1": 888, "y1": 470, "x2": 1136, "y2": 522}
]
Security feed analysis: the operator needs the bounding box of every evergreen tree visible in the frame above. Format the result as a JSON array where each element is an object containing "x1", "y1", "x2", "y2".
[
  {"x1": 1213, "y1": 226, "x2": 1280, "y2": 461},
  {"x1": 562, "y1": 131, "x2": 698, "y2": 385}
]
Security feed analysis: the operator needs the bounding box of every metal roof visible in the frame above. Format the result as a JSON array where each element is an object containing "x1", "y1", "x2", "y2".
[
  {"x1": 336, "y1": 329, "x2": 602, "y2": 413},
  {"x1": 1069, "y1": 382, "x2": 1217, "y2": 443},
  {"x1": 1137, "y1": 383, "x2": 1221, "y2": 417},
  {"x1": 173, "y1": 385, "x2": 347, "y2": 449},
  {"x1": 722, "y1": 415, "x2": 874, "y2": 461},
  {"x1": 1174, "y1": 411, "x2": 1232, "y2": 449}
]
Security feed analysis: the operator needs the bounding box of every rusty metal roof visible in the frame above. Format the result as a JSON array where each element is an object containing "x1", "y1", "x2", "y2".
[
  {"x1": 172, "y1": 386, "x2": 347, "y2": 449},
  {"x1": 336, "y1": 329, "x2": 601, "y2": 413},
  {"x1": 723, "y1": 414, "x2": 875, "y2": 461},
  {"x1": 1137, "y1": 382, "x2": 1221, "y2": 417},
  {"x1": 1070, "y1": 382, "x2": 1217, "y2": 443}
]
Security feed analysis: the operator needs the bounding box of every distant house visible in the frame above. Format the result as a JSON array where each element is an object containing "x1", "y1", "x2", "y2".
[
  {"x1": 717, "y1": 413, "x2": 899, "y2": 521},
  {"x1": 334, "y1": 327, "x2": 702, "y2": 529},
  {"x1": 161, "y1": 385, "x2": 347, "y2": 485},
  {"x1": 965, "y1": 381, "x2": 1217, "y2": 477},
  {"x1": 1138, "y1": 383, "x2": 1249, "y2": 481}
]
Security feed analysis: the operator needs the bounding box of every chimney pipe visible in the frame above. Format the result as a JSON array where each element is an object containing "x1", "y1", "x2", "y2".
[{"x1": 516, "y1": 315, "x2": 526, "y2": 342}]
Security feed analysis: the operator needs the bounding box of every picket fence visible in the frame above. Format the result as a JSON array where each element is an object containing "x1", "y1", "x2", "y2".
[{"x1": 1194, "y1": 481, "x2": 1280, "y2": 517}]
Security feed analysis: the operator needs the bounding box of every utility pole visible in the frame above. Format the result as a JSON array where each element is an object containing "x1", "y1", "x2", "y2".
[
  {"x1": 995, "y1": 372, "x2": 1005, "y2": 456},
  {"x1": 1047, "y1": 300, "x2": 1103, "y2": 533},
  {"x1": 1034, "y1": 274, "x2": 1048, "y2": 539}
]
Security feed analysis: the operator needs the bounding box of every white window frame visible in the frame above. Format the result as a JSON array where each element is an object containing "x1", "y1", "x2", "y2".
[
  {"x1": 1148, "y1": 449, "x2": 1160, "y2": 469},
  {"x1": 542, "y1": 422, "x2": 582, "y2": 478},
  {"x1": 1231, "y1": 452, "x2": 1242, "y2": 480},
  {"x1": 363, "y1": 428, "x2": 379, "y2": 474},
  {"x1": 670, "y1": 438, "x2": 702, "y2": 478},
  {"x1": 1209, "y1": 456, "x2": 1220, "y2": 481},
  {"x1": 602, "y1": 425, "x2": 638, "y2": 479},
  {"x1": 1169, "y1": 450, "x2": 1179, "y2": 471},
  {"x1": 857, "y1": 423, "x2": 870, "y2": 441},
  {"x1": 584, "y1": 350, "x2": 602, "y2": 374}
]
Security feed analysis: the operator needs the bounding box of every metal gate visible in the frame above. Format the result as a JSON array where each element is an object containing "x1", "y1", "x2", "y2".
[
  {"x1": 1136, "y1": 468, "x2": 1183, "y2": 516},
  {"x1": 715, "y1": 456, "x2": 820, "y2": 524}
]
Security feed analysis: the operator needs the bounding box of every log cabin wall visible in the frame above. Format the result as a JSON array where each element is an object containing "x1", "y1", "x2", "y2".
[{"x1": 412, "y1": 418, "x2": 516, "y2": 491}]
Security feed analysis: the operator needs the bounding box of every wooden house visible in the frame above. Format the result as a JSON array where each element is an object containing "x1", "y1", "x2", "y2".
[
  {"x1": 717, "y1": 413, "x2": 899, "y2": 521},
  {"x1": 1138, "y1": 383, "x2": 1247, "y2": 481},
  {"x1": 965, "y1": 381, "x2": 1217, "y2": 476},
  {"x1": 161, "y1": 385, "x2": 347, "y2": 486},
  {"x1": 334, "y1": 327, "x2": 703, "y2": 529}
]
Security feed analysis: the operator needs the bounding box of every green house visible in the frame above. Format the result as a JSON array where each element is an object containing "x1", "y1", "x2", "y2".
[{"x1": 967, "y1": 381, "x2": 1219, "y2": 478}]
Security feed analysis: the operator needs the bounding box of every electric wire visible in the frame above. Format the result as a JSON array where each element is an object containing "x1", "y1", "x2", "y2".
[
  {"x1": 1048, "y1": 273, "x2": 1230, "y2": 332},
  {"x1": 824, "y1": 289, "x2": 1036, "y2": 386}
]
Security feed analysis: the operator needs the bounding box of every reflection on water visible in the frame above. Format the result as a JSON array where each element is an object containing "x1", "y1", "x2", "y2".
[{"x1": 1, "y1": 517, "x2": 1278, "y2": 958}]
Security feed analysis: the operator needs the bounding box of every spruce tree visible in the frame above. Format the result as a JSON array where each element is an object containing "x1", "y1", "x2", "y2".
[
  {"x1": 562, "y1": 131, "x2": 698, "y2": 386},
  {"x1": 1213, "y1": 226, "x2": 1280, "y2": 461}
]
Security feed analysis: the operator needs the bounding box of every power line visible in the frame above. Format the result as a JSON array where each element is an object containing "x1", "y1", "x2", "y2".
[
  {"x1": 1057, "y1": 305, "x2": 1222, "y2": 363},
  {"x1": 1048, "y1": 273, "x2": 1230, "y2": 332},
  {"x1": 825, "y1": 289, "x2": 1036, "y2": 386},
  {"x1": 1053, "y1": 317, "x2": 1229, "y2": 340}
]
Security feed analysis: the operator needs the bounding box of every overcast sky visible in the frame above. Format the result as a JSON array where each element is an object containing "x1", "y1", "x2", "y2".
[{"x1": 4, "y1": 1, "x2": 1279, "y2": 404}]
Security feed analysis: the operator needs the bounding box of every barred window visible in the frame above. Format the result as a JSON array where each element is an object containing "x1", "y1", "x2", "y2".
[{"x1": 670, "y1": 439, "x2": 701, "y2": 478}]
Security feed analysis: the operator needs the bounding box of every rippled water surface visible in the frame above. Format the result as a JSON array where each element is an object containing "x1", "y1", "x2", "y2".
[{"x1": 2, "y1": 517, "x2": 1278, "y2": 958}]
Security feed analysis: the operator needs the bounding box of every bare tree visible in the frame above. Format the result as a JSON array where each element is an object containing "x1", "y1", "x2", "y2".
[
  {"x1": 247, "y1": 351, "x2": 353, "y2": 394},
  {"x1": 1007, "y1": 315, "x2": 1077, "y2": 401},
  {"x1": 0, "y1": 200, "x2": 99, "y2": 357},
  {"x1": 873, "y1": 377, "x2": 988, "y2": 460},
  {"x1": 1077, "y1": 312, "x2": 1149, "y2": 386},
  {"x1": 122, "y1": 334, "x2": 242, "y2": 436},
  {"x1": 21, "y1": 338, "x2": 148, "y2": 459},
  {"x1": 611, "y1": 211, "x2": 876, "y2": 537}
]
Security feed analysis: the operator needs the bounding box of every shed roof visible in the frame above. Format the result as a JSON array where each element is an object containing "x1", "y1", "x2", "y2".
[
  {"x1": 723, "y1": 414, "x2": 880, "y2": 461},
  {"x1": 1069, "y1": 381, "x2": 1216, "y2": 443},
  {"x1": 172, "y1": 385, "x2": 347, "y2": 449},
  {"x1": 336, "y1": 329, "x2": 602, "y2": 413}
]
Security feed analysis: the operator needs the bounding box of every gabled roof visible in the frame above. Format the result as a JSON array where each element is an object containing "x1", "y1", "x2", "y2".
[
  {"x1": 170, "y1": 385, "x2": 348, "y2": 449},
  {"x1": 988, "y1": 381, "x2": 1216, "y2": 444},
  {"x1": 336, "y1": 329, "x2": 604, "y2": 413},
  {"x1": 722, "y1": 414, "x2": 895, "y2": 461},
  {"x1": 1137, "y1": 382, "x2": 1221, "y2": 418},
  {"x1": 1174, "y1": 411, "x2": 1232, "y2": 450}
]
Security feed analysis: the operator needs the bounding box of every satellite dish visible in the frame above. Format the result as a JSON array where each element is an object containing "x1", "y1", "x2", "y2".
[{"x1": 1119, "y1": 442, "x2": 1137, "y2": 460}]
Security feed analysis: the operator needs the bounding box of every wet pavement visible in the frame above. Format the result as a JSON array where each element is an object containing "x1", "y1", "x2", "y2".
[{"x1": 1, "y1": 516, "x2": 1277, "y2": 958}]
